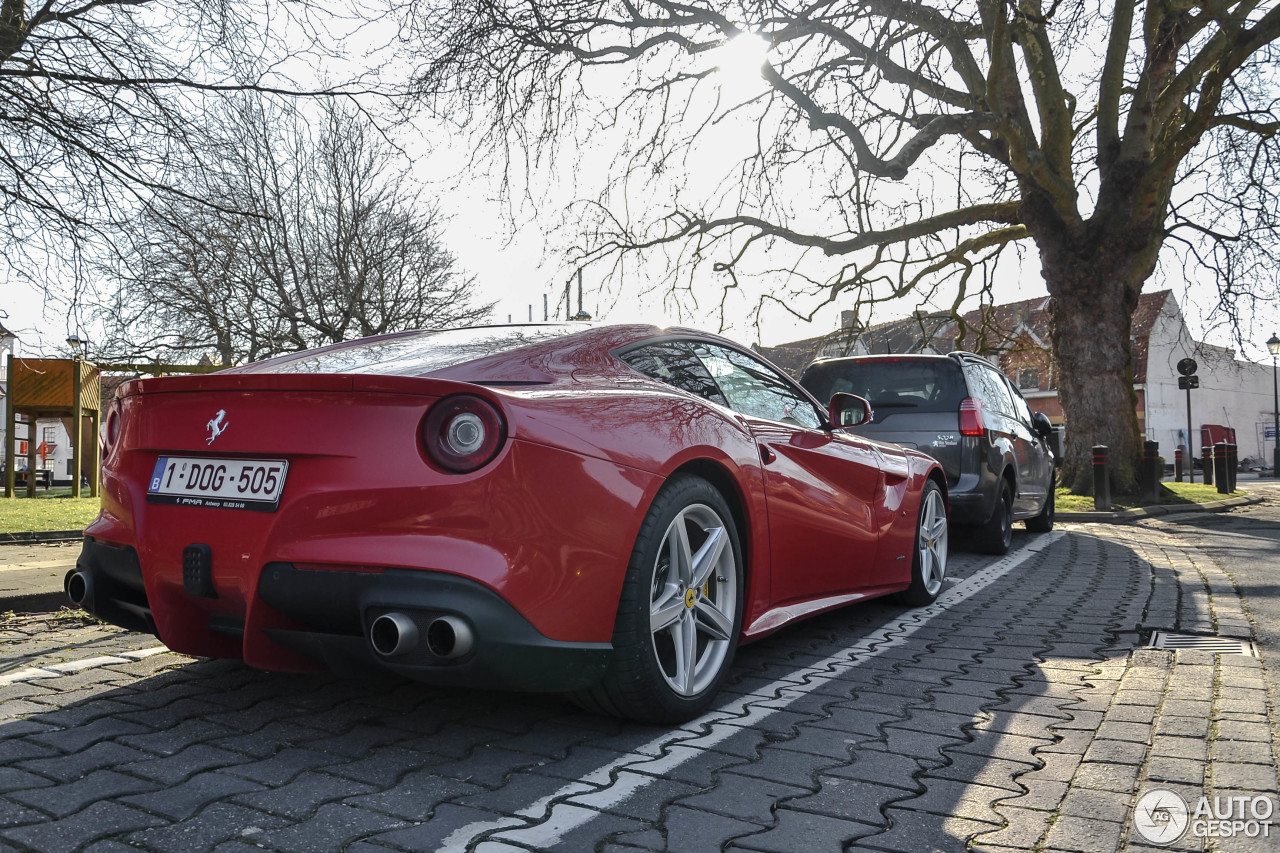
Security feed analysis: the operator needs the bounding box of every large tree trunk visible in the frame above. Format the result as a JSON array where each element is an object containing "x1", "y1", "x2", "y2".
[{"x1": 1043, "y1": 251, "x2": 1145, "y2": 495}]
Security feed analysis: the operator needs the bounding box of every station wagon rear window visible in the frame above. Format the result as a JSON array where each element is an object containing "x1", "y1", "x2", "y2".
[{"x1": 800, "y1": 359, "x2": 967, "y2": 414}]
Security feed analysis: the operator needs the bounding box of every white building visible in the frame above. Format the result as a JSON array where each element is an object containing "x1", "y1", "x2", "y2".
[{"x1": 1139, "y1": 294, "x2": 1277, "y2": 466}]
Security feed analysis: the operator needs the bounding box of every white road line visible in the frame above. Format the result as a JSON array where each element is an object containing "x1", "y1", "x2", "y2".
[
  {"x1": 441, "y1": 532, "x2": 1065, "y2": 853},
  {"x1": 0, "y1": 646, "x2": 173, "y2": 686}
]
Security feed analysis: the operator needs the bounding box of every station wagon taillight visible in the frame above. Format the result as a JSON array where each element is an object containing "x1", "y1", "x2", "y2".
[
  {"x1": 422, "y1": 395, "x2": 506, "y2": 473},
  {"x1": 959, "y1": 397, "x2": 986, "y2": 436}
]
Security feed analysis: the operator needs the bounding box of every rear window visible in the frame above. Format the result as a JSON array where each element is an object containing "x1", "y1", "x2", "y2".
[
  {"x1": 800, "y1": 359, "x2": 967, "y2": 415},
  {"x1": 236, "y1": 325, "x2": 581, "y2": 376}
]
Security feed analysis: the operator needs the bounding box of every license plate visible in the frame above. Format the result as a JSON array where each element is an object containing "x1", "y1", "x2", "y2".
[{"x1": 147, "y1": 457, "x2": 289, "y2": 511}]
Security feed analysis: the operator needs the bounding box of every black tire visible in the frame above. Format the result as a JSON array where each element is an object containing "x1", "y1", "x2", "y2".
[
  {"x1": 572, "y1": 474, "x2": 744, "y2": 723},
  {"x1": 1026, "y1": 478, "x2": 1055, "y2": 533},
  {"x1": 896, "y1": 480, "x2": 948, "y2": 606},
  {"x1": 973, "y1": 478, "x2": 1013, "y2": 555}
]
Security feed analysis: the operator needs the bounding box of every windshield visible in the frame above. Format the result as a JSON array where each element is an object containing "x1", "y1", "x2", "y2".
[
  {"x1": 239, "y1": 325, "x2": 582, "y2": 376},
  {"x1": 800, "y1": 359, "x2": 967, "y2": 414}
]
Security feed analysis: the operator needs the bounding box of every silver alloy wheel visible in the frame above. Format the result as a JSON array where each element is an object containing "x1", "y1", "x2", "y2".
[
  {"x1": 648, "y1": 503, "x2": 738, "y2": 697},
  {"x1": 917, "y1": 488, "x2": 949, "y2": 596}
]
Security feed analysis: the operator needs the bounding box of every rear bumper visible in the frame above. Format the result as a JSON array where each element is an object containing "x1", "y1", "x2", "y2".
[
  {"x1": 947, "y1": 488, "x2": 994, "y2": 526},
  {"x1": 256, "y1": 563, "x2": 611, "y2": 692},
  {"x1": 72, "y1": 537, "x2": 611, "y2": 693}
]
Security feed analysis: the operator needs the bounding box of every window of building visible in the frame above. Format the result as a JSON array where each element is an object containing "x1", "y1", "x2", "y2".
[
  {"x1": 42, "y1": 427, "x2": 56, "y2": 446},
  {"x1": 1018, "y1": 367, "x2": 1040, "y2": 390}
]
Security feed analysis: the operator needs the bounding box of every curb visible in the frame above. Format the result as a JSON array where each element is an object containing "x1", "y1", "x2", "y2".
[
  {"x1": 0, "y1": 530, "x2": 84, "y2": 545},
  {"x1": 0, "y1": 591, "x2": 72, "y2": 615},
  {"x1": 1058, "y1": 493, "x2": 1262, "y2": 523}
]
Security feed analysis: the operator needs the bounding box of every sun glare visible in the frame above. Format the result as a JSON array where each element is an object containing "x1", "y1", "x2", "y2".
[{"x1": 710, "y1": 33, "x2": 770, "y2": 99}]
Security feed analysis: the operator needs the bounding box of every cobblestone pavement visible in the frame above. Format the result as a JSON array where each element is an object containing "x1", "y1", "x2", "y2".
[{"x1": 0, "y1": 518, "x2": 1276, "y2": 852}]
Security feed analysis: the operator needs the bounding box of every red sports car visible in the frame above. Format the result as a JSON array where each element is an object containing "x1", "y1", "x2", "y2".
[{"x1": 71, "y1": 324, "x2": 949, "y2": 722}]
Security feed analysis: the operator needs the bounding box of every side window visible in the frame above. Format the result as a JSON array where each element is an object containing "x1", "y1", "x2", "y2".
[
  {"x1": 1005, "y1": 377, "x2": 1035, "y2": 426},
  {"x1": 965, "y1": 364, "x2": 1013, "y2": 417},
  {"x1": 619, "y1": 341, "x2": 729, "y2": 407},
  {"x1": 691, "y1": 343, "x2": 823, "y2": 429}
]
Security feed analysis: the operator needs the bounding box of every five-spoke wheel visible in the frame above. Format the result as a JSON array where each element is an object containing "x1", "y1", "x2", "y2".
[
  {"x1": 648, "y1": 504, "x2": 738, "y2": 697},
  {"x1": 898, "y1": 479, "x2": 949, "y2": 605},
  {"x1": 575, "y1": 474, "x2": 743, "y2": 723}
]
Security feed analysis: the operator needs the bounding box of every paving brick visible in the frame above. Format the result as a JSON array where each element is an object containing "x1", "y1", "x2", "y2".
[
  {"x1": 342, "y1": 770, "x2": 487, "y2": 821},
  {"x1": 118, "y1": 743, "x2": 247, "y2": 785},
  {"x1": 0, "y1": 798, "x2": 48, "y2": 829},
  {"x1": 217, "y1": 746, "x2": 338, "y2": 785},
  {"x1": 116, "y1": 719, "x2": 238, "y2": 756},
  {"x1": 1145, "y1": 756, "x2": 1204, "y2": 786},
  {"x1": 676, "y1": 772, "x2": 809, "y2": 823},
  {"x1": 1155, "y1": 714, "x2": 1211, "y2": 738},
  {"x1": 0, "y1": 801, "x2": 164, "y2": 853},
  {"x1": 1210, "y1": 740, "x2": 1271, "y2": 764},
  {"x1": 1215, "y1": 721, "x2": 1271, "y2": 743},
  {"x1": 1059, "y1": 786, "x2": 1132, "y2": 823},
  {"x1": 1073, "y1": 760, "x2": 1140, "y2": 793},
  {"x1": 120, "y1": 770, "x2": 266, "y2": 820},
  {"x1": 15, "y1": 741, "x2": 151, "y2": 782},
  {"x1": 0, "y1": 768, "x2": 53, "y2": 795},
  {"x1": 28, "y1": 717, "x2": 153, "y2": 755},
  {"x1": 995, "y1": 779, "x2": 1069, "y2": 811},
  {"x1": 850, "y1": 807, "x2": 997, "y2": 853},
  {"x1": 6, "y1": 769, "x2": 158, "y2": 818},
  {"x1": 1096, "y1": 721, "x2": 1154, "y2": 743},
  {"x1": 646, "y1": 805, "x2": 766, "y2": 850},
  {"x1": 780, "y1": 776, "x2": 906, "y2": 826},
  {"x1": 250, "y1": 802, "x2": 407, "y2": 853},
  {"x1": 892, "y1": 778, "x2": 1006, "y2": 825},
  {"x1": 926, "y1": 753, "x2": 1034, "y2": 793},
  {"x1": 727, "y1": 806, "x2": 880, "y2": 852},
  {"x1": 126, "y1": 803, "x2": 289, "y2": 853},
  {"x1": 1043, "y1": 812, "x2": 1126, "y2": 852},
  {"x1": 1212, "y1": 762, "x2": 1280, "y2": 792},
  {"x1": 720, "y1": 744, "x2": 848, "y2": 788},
  {"x1": 977, "y1": 804, "x2": 1052, "y2": 849},
  {"x1": 322, "y1": 746, "x2": 435, "y2": 787}
]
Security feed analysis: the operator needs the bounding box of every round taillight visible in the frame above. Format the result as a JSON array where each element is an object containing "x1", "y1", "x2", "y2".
[
  {"x1": 423, "y1": 395, "x2": 506, "y2": 473},
  {"x1": 104, "y1": 407, "x2": 121, "y2": 450}
]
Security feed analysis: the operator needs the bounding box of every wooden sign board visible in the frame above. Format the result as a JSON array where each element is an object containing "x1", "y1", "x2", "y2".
[{"x1": 9, "y1": 358, "x2": 100, "y2": 411}]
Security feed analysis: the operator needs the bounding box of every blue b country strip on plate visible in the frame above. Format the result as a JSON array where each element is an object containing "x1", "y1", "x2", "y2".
[{"x1": 147, "y1": 457, "x2": 289, "y2": 511}]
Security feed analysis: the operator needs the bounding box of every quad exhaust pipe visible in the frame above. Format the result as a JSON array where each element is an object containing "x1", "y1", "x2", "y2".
[
  {"x1": 425, "y1": 615, "x2": 473, "y2": 659},
  {"x1": 65, "y1": 569, "x2": 94, "y2": 610},
  {"x1": 369, "y1": 612, "x2": 473, "y2": 659}
]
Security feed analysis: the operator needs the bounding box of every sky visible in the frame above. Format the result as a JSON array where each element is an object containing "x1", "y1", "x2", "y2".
[{"x1": 4, "y1": 25, "x2": 1280, "y2": 367}]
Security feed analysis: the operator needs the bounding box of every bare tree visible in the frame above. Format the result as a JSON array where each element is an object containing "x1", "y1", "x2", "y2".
[
  {"x1": 98, "y1": 96, "x2": 492, "y2": 365},
  {"x1": 403, "y1": 0, "x2": 1280, "y2": 492},
  {"x1": 0, "y1": 0, "x2": 349, "y2": 300}
]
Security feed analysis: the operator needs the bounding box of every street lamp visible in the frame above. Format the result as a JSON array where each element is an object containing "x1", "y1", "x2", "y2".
[
  {"x1": 66, "y1": 335, "x2": 83, "y2": 355},
  {"x1": 1269, "y1": 332, "x2": 1280, "y2": 479}
]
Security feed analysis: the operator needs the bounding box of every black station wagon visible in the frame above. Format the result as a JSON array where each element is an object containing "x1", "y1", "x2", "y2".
[{"x1": 800, "y1": 353, "x2": 1056, "y2": 554}]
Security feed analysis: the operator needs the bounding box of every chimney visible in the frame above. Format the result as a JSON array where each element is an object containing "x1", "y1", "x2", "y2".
[{"x1": 840, "y1": 310, "x2": 857, "y2": 330}]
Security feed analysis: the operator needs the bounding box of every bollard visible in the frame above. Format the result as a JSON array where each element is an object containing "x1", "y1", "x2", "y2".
[
  {"x1": 1223, "y1": 438, "x2": 1233, "y2": 491},
  {"x1": 1214, "y1": 442, "x2": 1229, "y2": 494},
  {"x1": 1202, "y1": 445, "x2": 1213, "y2": 486},
  {"x1": 1175, "y1": 445, "x2": 1184, "y2": 483},
  {"x1": 1093, "y1": 445, "x2": 1111, "y2": 511},
  {"x1": 1142, "y1": 440, "x2": 1160, "y2": 503}
]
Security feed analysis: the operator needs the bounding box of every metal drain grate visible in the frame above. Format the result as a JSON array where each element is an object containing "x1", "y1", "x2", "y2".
[{"x1": 1148, "y1": 631, "x2": 1258, "y2": 657}]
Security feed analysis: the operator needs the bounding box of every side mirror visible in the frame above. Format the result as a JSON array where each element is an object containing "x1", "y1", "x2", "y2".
[
  {"x1": 829, "y1": 393, "x2": 872, "y2": 428},
  {"x1": 1032, "y1": 411, "x2": 1054, "y2": 439}
]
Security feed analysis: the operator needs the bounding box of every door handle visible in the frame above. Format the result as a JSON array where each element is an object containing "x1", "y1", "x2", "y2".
[{"x1": 759, "y1": 445, "x2": 776, "y2": 464}]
